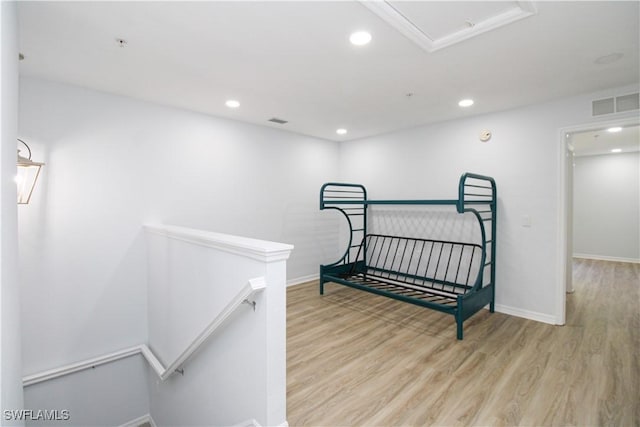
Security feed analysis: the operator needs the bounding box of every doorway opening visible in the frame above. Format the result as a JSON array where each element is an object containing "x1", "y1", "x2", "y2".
[{"x1": 558, "y1": 117, "x2": 640, "y2": 325}]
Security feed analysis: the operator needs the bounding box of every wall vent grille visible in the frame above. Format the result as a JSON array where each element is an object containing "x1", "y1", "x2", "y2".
[
  {"x1": 616, "y1": 93, "x2": 640, "y2": 113},
  {"x1": 592, "y1": 93, "x2": 639, "y2": 116}
]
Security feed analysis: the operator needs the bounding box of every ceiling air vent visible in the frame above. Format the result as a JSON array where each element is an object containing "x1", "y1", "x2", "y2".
[
  {"x1": 592, "y1": 98, "x2": 614, "y2": 116},
  {"x1": 616, "y1": 93, "x2": 639, "y2": 113},
  {"x1": 592, "y1": 93, "x2": 639, "y2": 116},
  {"x1": 268, "y1": 117, "x2": 288, "y2": 124}
]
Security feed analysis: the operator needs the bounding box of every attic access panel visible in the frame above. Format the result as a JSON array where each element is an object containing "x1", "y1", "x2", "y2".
[{"x1": 362, "y1": 1, "x2": 536, "y2": 52}]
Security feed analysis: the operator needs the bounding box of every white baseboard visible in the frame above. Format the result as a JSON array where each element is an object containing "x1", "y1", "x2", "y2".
[
  {"x1": 119, "y1": 413, "x2": 156, "y2": 427},
  {"x1": 232, "y1": 419, "x2": 261, "y2": 427},
  {"x1": 287, "y1": 274, "x2": 318, "y2": 287},
  {"x1": 573, "y1": 253, "x2": 640, "y2": 264},
  {"x1": 120, "y1": 415, "x2": 284, "y2": 427},
  {"x1": 230, "y1": 418, "x2": 287, "y2": 427},
  {"x1": 494, "y1": 304, "x2": 558, "y2": 325}
]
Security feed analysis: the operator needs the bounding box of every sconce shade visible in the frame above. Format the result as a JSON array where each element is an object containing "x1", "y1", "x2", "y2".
[{"x1": 17, "y1": 140, "x2": 44, "y2": 204}]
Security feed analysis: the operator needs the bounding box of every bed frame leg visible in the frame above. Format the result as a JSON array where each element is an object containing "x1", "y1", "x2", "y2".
[
  {"x1": 456, "y1": 319, "x2": 463, "y2": 340},
  {"x1": 490, "y1": 284, "x2": 495, "y2": 312},
  {"x1": 320, "y1": 278, "x2": 325, "y2": 295}
]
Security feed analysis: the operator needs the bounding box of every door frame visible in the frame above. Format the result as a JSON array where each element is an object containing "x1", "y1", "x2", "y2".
[{"x1": 556, "y1": 113, "x2": 639, "y2": 325}]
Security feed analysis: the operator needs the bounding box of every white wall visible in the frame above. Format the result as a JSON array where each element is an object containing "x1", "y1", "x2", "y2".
[
  {"x1": 18, "y1": 77, "x2": 339, "y2": 424},
  {"x1": 145, "y1": 226, "x2": 290, "y2": 427},
  {"x1": 338, "y1": 84, "x2": 639, "y2": 323},
  {"x1": 23, "y1": 355, "x2": 149, "y2": 427},
  {"x1": 573, "y1": 152, "x2": 640, "y2": 262},
  {"x1": 1, "y1": 2, "x2": 25, "y2": 425}
]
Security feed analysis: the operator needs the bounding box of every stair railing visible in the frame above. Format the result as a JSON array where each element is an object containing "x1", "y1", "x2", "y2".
[{"x1": 22, "y1": 277, "x2": 266, "y2": 386}]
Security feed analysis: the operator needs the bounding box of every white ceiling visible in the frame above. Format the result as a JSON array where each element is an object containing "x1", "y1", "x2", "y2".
[
  {"x1": 17, "y1": 1, "x2": 640, "y2": 142},
  {"x1": 571, "y1": 125, "x2": 640, "y2": 157}
]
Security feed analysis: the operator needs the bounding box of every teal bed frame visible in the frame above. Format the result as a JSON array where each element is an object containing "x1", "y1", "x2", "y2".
[{"x1": 319, "y1": 173, "x2": 497, "y2": 340}]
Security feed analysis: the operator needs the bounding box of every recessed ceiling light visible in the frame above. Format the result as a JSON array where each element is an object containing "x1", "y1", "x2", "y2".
[
  {"x1": 458, "y1": 99, "x2": 474, "y2": 107},
  {"x1": 336, "y1": 128, "x2": 348, "y2": 135},
  {"x1": 607, "y1": 126, "x2": 622, "y2": 133},
  {"x1": 225, "y1": 100, "x2": 240, "y2": 108},
  {"x1": 611, "y1": 148, "x2": 622, "y2": 153},
  {"x1": 349, "y1": 31, "x2": 372, "y2": 46}
]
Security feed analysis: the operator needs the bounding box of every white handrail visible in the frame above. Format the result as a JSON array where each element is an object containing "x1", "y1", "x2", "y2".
[
  {"x1": 23, "y1": 277, "x2": 266, "y2": 386},
  {"x1": 22, "y1": 346, "x2": 143, "y2": 387},
  {"x1": 156, "y1": 277, "x2": 266, "y2": 380}
]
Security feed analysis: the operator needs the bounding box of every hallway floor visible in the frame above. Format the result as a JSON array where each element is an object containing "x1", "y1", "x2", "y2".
[{"x1": 286, "y1": 259, "x2": 639, "y2": 426}]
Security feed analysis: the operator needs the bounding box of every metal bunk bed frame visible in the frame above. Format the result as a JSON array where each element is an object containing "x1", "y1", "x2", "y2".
[{"x1": 319, "y1": 172, "x2": 497, "y2": 340}]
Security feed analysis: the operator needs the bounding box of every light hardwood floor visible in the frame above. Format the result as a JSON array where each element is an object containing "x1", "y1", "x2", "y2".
[{"x1": 286, "y1": 259, "x2": 639, "y2": 426}]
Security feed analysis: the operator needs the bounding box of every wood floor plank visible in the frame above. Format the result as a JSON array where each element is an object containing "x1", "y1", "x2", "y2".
[{"x1": 287, "y1": 259, "x2": 640, "y2": 426}]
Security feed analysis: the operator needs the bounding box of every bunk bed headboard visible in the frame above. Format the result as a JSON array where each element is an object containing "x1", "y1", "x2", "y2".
[
  {"x1": 457, "y1": 173, "x2": 497, "y2": 291},
  {"x1": 320, "y1": 182, "x2": 368, "y2": 267}
]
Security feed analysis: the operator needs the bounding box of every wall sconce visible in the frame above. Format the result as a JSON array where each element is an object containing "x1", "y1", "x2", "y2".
[{"x1": 16, "y1": 139, "x2": 44, "y2": 204}]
